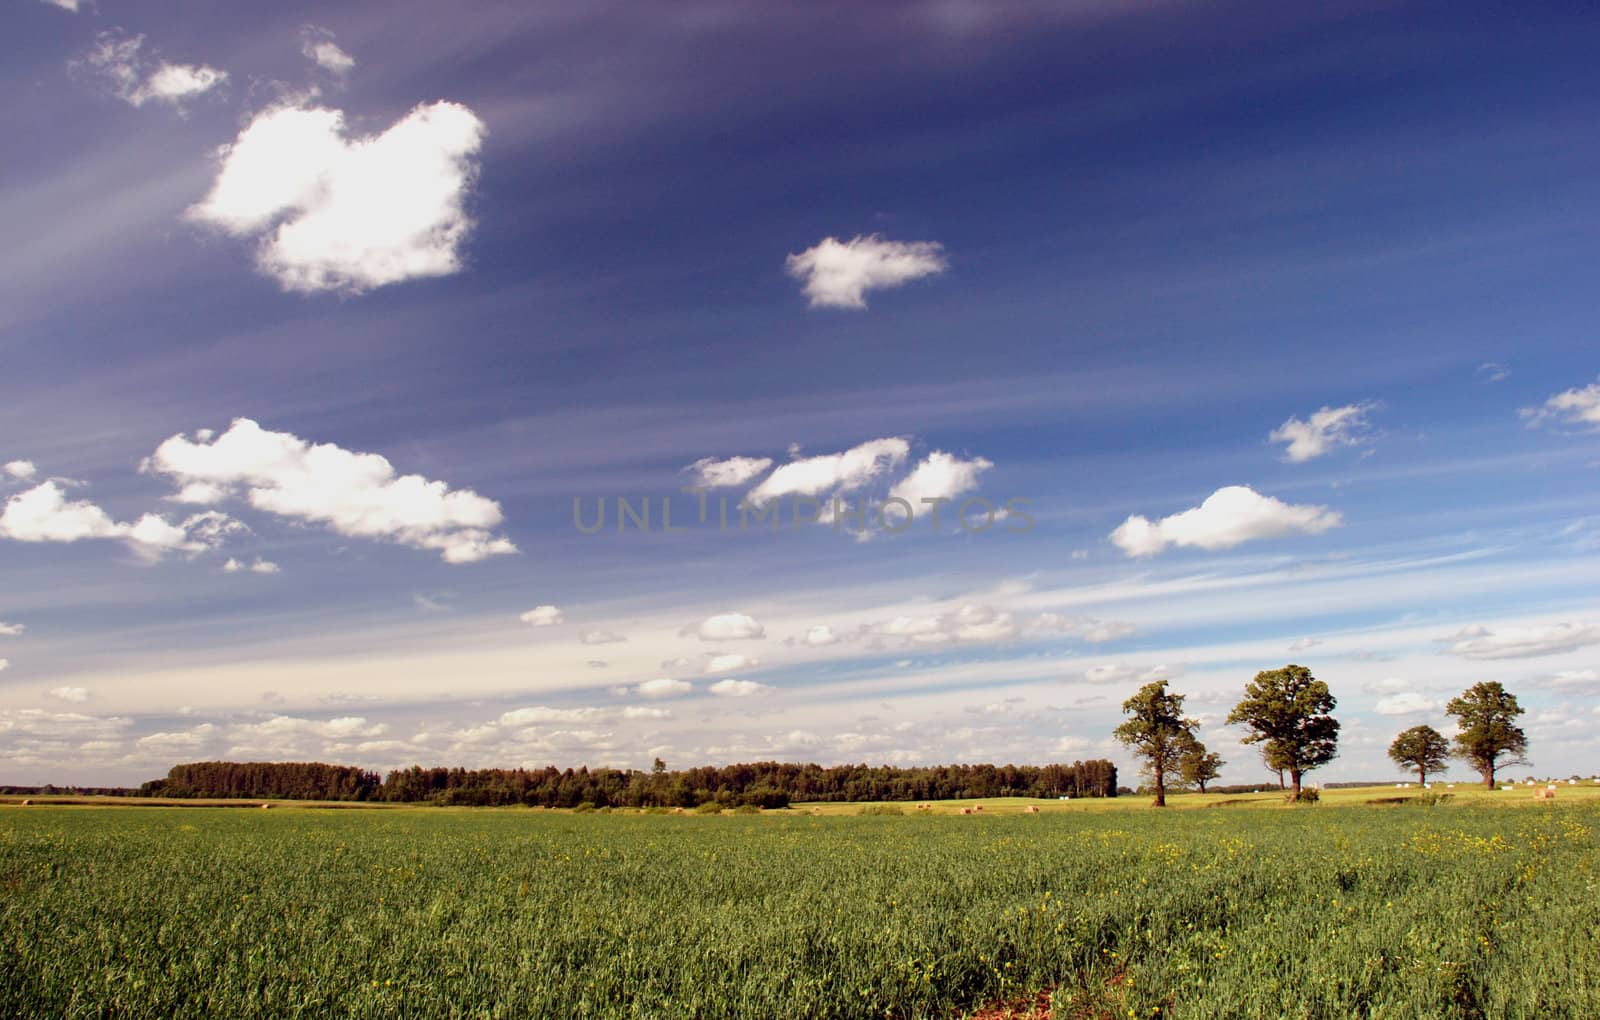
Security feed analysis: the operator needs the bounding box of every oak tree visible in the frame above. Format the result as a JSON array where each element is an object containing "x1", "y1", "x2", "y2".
[
  {"x1": 1446, "y1": 682, "x2": 1528, "y2": 789},
  {"x1": 1387, "y1": 725, "x2": 1450, "y2": 786},
  {"x1": 1226, "y1": 664, "x2": 1339, "y2": 798},
  {"x1": 1114, "y1": 680, "x2": 1197, "y2": 807}
]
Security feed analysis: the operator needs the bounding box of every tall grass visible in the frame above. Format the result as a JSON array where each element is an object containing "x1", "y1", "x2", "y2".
[{"x1": 2, "y1": 803, "x2": 1595, "y2": 1018}]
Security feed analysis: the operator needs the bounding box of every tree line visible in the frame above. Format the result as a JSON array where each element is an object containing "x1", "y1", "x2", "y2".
[
  {"x1": 1115, "y1": 665, "x2": 1534, "y2": 805},
  {"x1": 140, "y1": 758, "x2": 1119, "y2": 807}
]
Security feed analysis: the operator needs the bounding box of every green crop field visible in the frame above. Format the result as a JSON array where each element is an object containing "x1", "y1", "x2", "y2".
[{"x1": 3, "y1": 795, "x2": 1598, "y2": 1019}]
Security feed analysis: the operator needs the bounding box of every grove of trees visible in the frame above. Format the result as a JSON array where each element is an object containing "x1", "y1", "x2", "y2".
[{"x1": 140, "y1": 759, "x2": 1119, "y2": 807}]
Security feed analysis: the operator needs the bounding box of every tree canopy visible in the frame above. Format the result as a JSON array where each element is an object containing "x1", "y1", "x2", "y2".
[
  {"x1": 1387, "y1": 725, "x2": 1450, "y2": 786},
  {"x1": 1178, "y1": 734, "x2": 1225, "y2": 793},
  {"x1": 1113, "y1": 680, "x2": 1197, "y2": 807},
  {"x1": 1226, "y1": 664, "x2": 1339, "y2": 798},
  {"x1": 1445, "y1": 681, "x2": 1528, "y2": 789}
]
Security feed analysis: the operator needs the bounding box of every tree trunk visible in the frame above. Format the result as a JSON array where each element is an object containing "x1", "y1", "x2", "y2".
[
  {"x1": 1419, "y1": 767, "x2": 1427, "y2": 787},
  {"x1": 1484, "y1": 764, "x2": 1495, "y2": 790},
  {"x1": 1290, "y1": 769, "x2": 1302, "y2": 798},
  {"x1": 1276, "y1": 768, "x2": 1285, "y2": 790},
  {"x1": 1153, "y1": 764, "x2": 1166, "y2": 808}
]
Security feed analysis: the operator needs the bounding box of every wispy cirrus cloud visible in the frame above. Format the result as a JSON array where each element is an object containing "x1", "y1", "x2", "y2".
[
  {"x1": 1440, "y1": 622, "x2": 1600, "y2": 660},
  {"x1": 75, "y1": 30, "x2": 227, "y2": 110}
]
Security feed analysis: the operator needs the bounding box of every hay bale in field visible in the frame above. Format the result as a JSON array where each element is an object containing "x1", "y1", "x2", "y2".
[
  {"x1": 1534, "y1": 788, "x2": 1555, "y2": 801},
  {"x1": 973, "y1": 804, "x2": 983, "y2": 812},
  {"x1": 1026, "y1": 805, "x2": 1040, "y2": 813},
  {"x1": 959, "y1": 807, "x2": 973, "y2": 815},
  {"x1": 20, "y1": 799, "x2": 31, "y2": 806},
  {"x1": 260, "y1": 803, "x2": 272, "y2": 809}
]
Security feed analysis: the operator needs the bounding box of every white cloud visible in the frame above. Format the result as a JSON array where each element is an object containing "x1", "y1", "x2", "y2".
[
  {"x1": 300, "y1": 26, "x2": 355, "y2": 74},
  {"x1": 887, "y1": 451, "x2": 993, "y2": 511},
  {"x1": 78, "y1": 31, "x2": 226, "y2": 109},
  {"x1": 867, "y1": 604, "x2": 1018, "y2": 646},
  {"x1": 1361, "y1": 676, "x2": 1411, "y2": 694},
  {"x1": 786, "y1": 234, "x2": 947, "y2": 309},
  {"x1": 1375, "y1": 692, "x2": 1437, "y2": 716},
  {"x1": 0, "y1": 621, "x2": 22, "y2": 636},
  {"x1": 40, "y1": 0, "x2": 81, "y2": 11},
  {"x1": 520, "y1": 605, "x2": 564, "y2": 627},
  {"x1": 704, "y1": 653, "x2": 758, "y2": 674},
  {"x1": 745, "y1": 438, "x2": 909, "y2": 505},
  {"x1": 1441, "y1": 622, "x2": 1600, "y2": 660},
  {"x1": 1289, "y1": 637, "x2": 1322, "y2": 652},
  {"x1": 3, "y1": 460, "x2": 36, "y2": 480},
  {"x1": 637, "y1": 678, "x2": 692, "y2": 698},
  {"x1": 144, "y1": 418, "x2": 515, "y2": 563},
  {"x1": 1521, "y1": 378, "x2": 1600, "y2": 430},
  {"x1": 48, "y1": 686, "x2": 89, "y2": 703},
  {"x1": 580, "y1": 630, "x2": 626, "y2": 645},
  {"x1": 1269, "y1": 402, "x2": 1375, "y2": 462},
  {"x1": 692, "y1": 612, "x2": 766, "y2": 641},
  {"x1": 499, "y1": 706, "x2": 606, "y2": 726},
  {"x1": 686, "y1": 455, "x2": 773, "y2": 488},
  {"x1": 0, "y1": 481, "x2": 239, "y2": 560},
  {"x1": 801, "y1": 625, "x2": 839, "y2": 646},
  {"x1": 1030, "y1": 613, "x2": 1137, "y2": 643},
  {"x1": 709, "y1": 678, "x2": 774, "y2": 697},
  {"x1": 223, "y1": 557, "x2": 280, "y2": 574},
  {"x1": 622, "y1": 706, "x2": 672, "y2": 720},
  {"x1": 0, "y1": 659, "x2": 7, "y2": 672},
  {"x1": 1110, "y1": 485, "x2": 1341, "y2": 557},
  {"x1": 1077, "y1": 663, "x2": 1181, "y2": 687},
  {"x1": 187, "y1": 100, "x2": 486, "y2": 293}
]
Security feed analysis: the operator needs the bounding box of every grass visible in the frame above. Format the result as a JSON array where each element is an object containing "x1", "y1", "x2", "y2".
[{"x1": 2, "y1": 790, "x2": 1598, "y2": 1018}]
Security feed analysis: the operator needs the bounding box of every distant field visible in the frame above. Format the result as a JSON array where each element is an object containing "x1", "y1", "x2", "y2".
[{"x1": 3, "y1": 795, "x2": 1598, "y2": 1018}]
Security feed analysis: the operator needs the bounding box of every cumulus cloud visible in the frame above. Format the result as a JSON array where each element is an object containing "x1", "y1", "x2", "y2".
[
  {"x1": 745, "y1": 438, "x2": 909, "y2": 506},
  {"x1": 1269, "y1": 402, "x2": 1376, "y2": 462},
  {"x1": 580, "y1": 630, "x2": 626, "y2": 645},
  {"x1": 637, "y1": 678, "x2": 692, "y2": 698},
  {"x1": 300, "y1": 26, "x2": 355, "y2": 74},
  {"x1": 786, "y1": 234, "x2": 947, "y2": 309},
  {"x1": 1441, "y1": 622, "x2": 1600, "y2": 660},
  {"x1": 223, "y1": 557, "x2": 280, "y2": 574},
  {"x1": 77, "y1": 31, "x2": 226, "y2": 109},
  {"x1": 887, "y1": 451, "x2": 993, "y2": 511},
  {"x1": 800, "y1": 625, "x2": 839, "y2": 646},
  {"x1": 691, "y1": 612, "x2": 766, "y2": 641},
  {"x1": 143, "y1": 418, "x2": 515, "y2": 563},
  {"x1": 187, "y1": 100, "x2": 485, "y2": 293},
  {"x1": 499, "y1": 706, "x2": 606, "y2": 726},
  {"x1": 865, "y1": 604, "x2": 1017, "y2": 646},
  {"x1": 1109, "y1": 485, "x2": 1341, "y2": 557},
  {"x1": 686, "y1": 455, "x2": 773, "y2": 489},
  {"x1": 1375, "y1": 692, "x2": 1437, "y2": 716},
  {"x1": 48, "y1": 686, "x2": 89, "y2": 703},
  {"x1": 709, "y1": 678, "x2": 774, "y2": 697},
  {"x1": 3, "y1": 460, "x2": 36, "y2": 480},
  {"x1": 1030, "y1": 613, "x2": 1137, "y2": 643},
  {"x1": 704, "y1": 653, "x2": 758, "y2": 674},
  {"x1": 0, "y1": 621, "x2": 22, "y2": 636},
  {"x1": 623, "y1": 706, "x2": 672, "y2": 720},
  {"x1": 0, "y1": 481, "x2": 240, "y2": 560},
  {"x1": 1521, "y1": 378, "x2": 1600, "y2": 430},
  {"x1": 520, "y1": 605, "x2": 564, "y2": 627}
]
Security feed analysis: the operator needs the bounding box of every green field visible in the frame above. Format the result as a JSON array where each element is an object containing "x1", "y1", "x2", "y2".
[{"x1": 3, "y1": 793, "x2": 1599, "y2": 1018}]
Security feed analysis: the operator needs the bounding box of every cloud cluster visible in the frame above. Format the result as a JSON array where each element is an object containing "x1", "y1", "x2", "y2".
[
  {"x1": 77, "y1": 30, "x2": 226, "y2": 109},
  {"x1": 144, "y1": 418, "x2": 515, "y2": 563},
  {"x1": 223, "y1": 557, "x2": 280, "y2": 575},
  {"x1": 0, "y1": 481, "x2": 240, "y2": 561},
  {"x1": 188, "y1": 101, "x2": 486, "y2": 293},
  {"x1": 1269, "y1": 402, "x2": 1376, "y2": 462},
  {"x1": 745, "y1": 438, "x2": 909, "y2": 506},
  {"x1": 786, "y1": 234, "x2": 947, "y2": 309},
  {"x1": 1521, "y1": 379, "x2": 1600, "y2": 430},
  {"x1": 1441, "y1": 622, "x2": 1599, "y2": 660},
  {"x1": 1110, "y1": 485, "x2": 1341, "y2": 557},
  {"x1": 708, "y1": 678, "x2": 773, "y2": 697}
]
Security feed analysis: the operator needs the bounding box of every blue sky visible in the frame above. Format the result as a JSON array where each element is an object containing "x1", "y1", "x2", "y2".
[{"x1": 2, "y1": 0, "x2": 1597, "y2": 787}]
